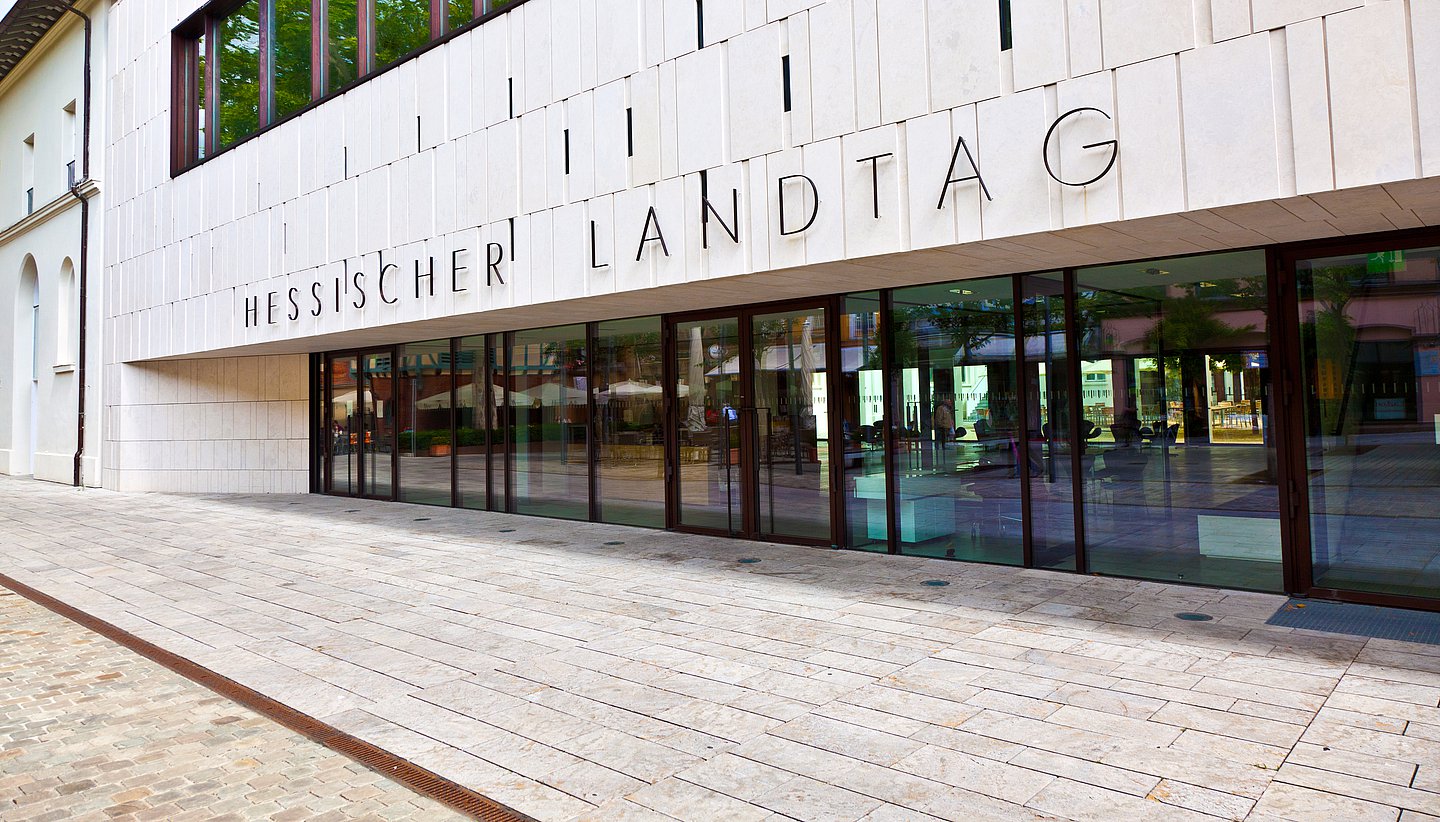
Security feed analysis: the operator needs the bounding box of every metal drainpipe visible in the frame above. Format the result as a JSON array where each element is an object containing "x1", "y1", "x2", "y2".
[{"x1": 51, "y1": 0, "x2": 92, "y2": 487}]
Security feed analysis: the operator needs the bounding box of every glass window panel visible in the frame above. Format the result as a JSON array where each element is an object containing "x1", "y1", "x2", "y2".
[
  {"x1": 327, "y1": 0, "x2": 359, "y2": 93},
  {"x1": 448, "y1": 0, "x2": 473, "y2": 31},
  {"x1": 456, "y1": 335, "x2": 489, "y2": 509},
  {"x1": 398, "y1": 340, "x2": 452, "y2": 506},
  {"x1": 891, "y1": 277, "x2": 1022, "y2": 564},
  {"x1": 374, "y1": 0, "x2": 431, "y2": 67},
  {"x1": 1023, "y1": 273, "x2": 1076, "y2": 570},
  {"x1": 840, "y1": 293, "x2": 888, "y2": 552},
  {"x1": 675, "y1": 317, "x2": 743, "y2": 534},
  {"x1": 272, "y1": 0, "x2": 313, "y2": 119},
  {"x1": 752, "y1": 307, "x2": 832, "y2": 542},
  {"x1": 594, "y1": 317, "x2": 665, "y2": 528},
  {"x1": 1297, "y1": 246, "x2": 1440, "y2": 598},
  {"x1": 1076, "y1": 251, "x2": 1280, "y2": 591},
  {"x1": 216, "y1": 0, "x2": 261, "y2": 149},
  {"x1": 327, "y1": 355, "x2": 359, "y2": 494},
  {"x1": 361, "y1": 351, "x2": 395, "y2": 498},
  {"x1": 510, "y1": 325, "x2": 589, "y2": 520},
  {"x1": 196, "y1": 33, "x2": 207, "y2": 159}
]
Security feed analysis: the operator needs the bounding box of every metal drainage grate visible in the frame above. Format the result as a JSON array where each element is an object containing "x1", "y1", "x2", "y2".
[
  {"x1": 921, "y1": 579, "x2": 950, "y2": 587},
  {"x1": 738, "y1": 558, "x2": 761, "y2": 564},
  {"x1": 413, "y1": 518, "x2": 431, "y2": 522},
  {"x1": 602, "y1": 541, "x2": 624, "y2": 546},
  {"x1": 498, "y1": 528, "x2": 516, "y2": 533},
  {"x1": 1175, "y1": 612, "x2": 1213, "y2": 622},
  {"x1": 1267, "y1": 599, "x2": 1440, "y2": 646}
]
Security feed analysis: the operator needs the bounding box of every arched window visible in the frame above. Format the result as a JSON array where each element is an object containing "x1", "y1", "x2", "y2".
[
  {"x1": 57, "y1": 258, "x2": 75, "y2": 366},
  {"x1": 13, "y1": 256, "x2": 40, "y2": 475}
]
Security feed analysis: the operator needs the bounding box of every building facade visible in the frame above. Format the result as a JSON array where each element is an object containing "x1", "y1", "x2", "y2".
[
  {"x1": 80, "y1": 0, "x2": 1440, "y2": 607},
  {"x1": 0, "y1": 0, "x2": 106, "y2": 486}
]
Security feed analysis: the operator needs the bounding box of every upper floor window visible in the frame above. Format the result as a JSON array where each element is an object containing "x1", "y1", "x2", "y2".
[{"x1": 173, "y1": 0, "x2": 513, "y2": 172}]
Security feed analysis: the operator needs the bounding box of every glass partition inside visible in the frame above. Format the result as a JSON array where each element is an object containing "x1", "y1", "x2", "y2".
[
  {"x1": 510, "y1": 326, "x2": 589, "y2": 520},
  {"x1": 1076, "y1": 251, "x2": 1280, "y2": 591},
  {"x1": 593, "y1": 317, "x2": 665, "y2": 528},
  {"x1": 1297, "y1": 246, "x2": 1440, "y2": 598},
  {"x1": 891, "y1": 278, "x2": 1022, "y2": 564},
  {"x1": 840, "y1": 293, "x2": 888, "y2": 551},
  {"x1": 398, "y1": 340, "x2": 452, "y2": 505},
  {"x1": 456, "y1": 335, "x2": 489, "y2": 509},
  {"x1": 1023, "y1": 273, "x2": 1076, "y2": 570}
]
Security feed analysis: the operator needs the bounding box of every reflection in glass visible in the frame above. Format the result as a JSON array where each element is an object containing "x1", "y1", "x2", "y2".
[
  {"x1": 196, "y1": 33, "x2": 208, "y2": 158},
  {"x1": 510, "y1": 326, "x2": 589, "y2": 520},
  {"x1": 327, "y1": 0, "x2": 359, "y2": 93},
  {"x1": 216, "y1": 0, "x2": 260, "y2": 149},
  {"x1": 594, "y1": 317, "x2": 665, "y2": 528},
  {"x1": 675, "y1": 317, "x2": 743, "y2": 534},
  {"x1": 753, "y1": 308, "x2": 832, "y2": 542},
  {"x1": 891, "y1": 278, "x2": 1022, "y2": 564},
  {"x1": 840, "y1": 293, "x2": 888, "y2": 551},
  {"x1": 362, "y1": 351, "x2": 395, "y2": 497},
  {"x1": 328, "y1": 355, "x2": 359, "y2": 494},
  {"x1": 1076, "y1": 251, "x2": 1279, "y2": 590},
  {"x1": 398, "y1": 340, "x2": 452, "y2": 506},
  {"x1": 272, "y1": 0, "x2": 313, "y2": 119},
  {"x1": 1023, "y1": 273, "x2": 1076, "y2": 569},
  {"x1": 374, "y1": 0, "x2": 430, "y2": 67},
  {"x1": 1298, "y1": 246, "x2": 1440, "y2": 598},
  {"x1": 448, "y1": 0, "x2": 473, "y2": 31}
]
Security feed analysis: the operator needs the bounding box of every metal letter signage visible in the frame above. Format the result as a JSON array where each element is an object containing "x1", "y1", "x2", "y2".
[
  {"x1": 1043, "y1": 107, "x2": 1119, "y2": 187},
  {"x1": 778, "y1": 174, "x2": 820, "y2": 236},
  {"x1": 938, "y1": 136, "x2": 992, "y2": 208}
]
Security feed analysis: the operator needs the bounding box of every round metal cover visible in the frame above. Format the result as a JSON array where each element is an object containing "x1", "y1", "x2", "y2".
[
  {"x1": 738, "y1": 558, "x2": 761, "y2": 564},
  {"x1": 921, "y1": 580, "x2": 950, "y2": 587},
  {"x1": 1175, "y1": 612, "x2": 1213, "y2": 621}
]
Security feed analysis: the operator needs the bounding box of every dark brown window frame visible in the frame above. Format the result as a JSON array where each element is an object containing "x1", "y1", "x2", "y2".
[{"x1": 171, "y1": 0, "x2": 531, "y2": 176}]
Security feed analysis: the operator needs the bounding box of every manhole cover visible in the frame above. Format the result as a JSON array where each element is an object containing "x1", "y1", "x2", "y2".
[
  {"x1": 921, "y1": 580, "x2": 950, "y2": 587},
  {"x1": 1175, "y1": 612, "x2": 1213, "y2": 622},
  {"x1": 738, "y1": 558, "x2": 761, "y2": 564}
]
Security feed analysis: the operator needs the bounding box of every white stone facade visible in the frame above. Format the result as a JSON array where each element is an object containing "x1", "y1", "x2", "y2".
[
  {"x1": 0, "y1": 0, "x2": 107, "y2": 486},
  {"x1": 101, "y1": 0, "x2": 1440, "y2": 493}
]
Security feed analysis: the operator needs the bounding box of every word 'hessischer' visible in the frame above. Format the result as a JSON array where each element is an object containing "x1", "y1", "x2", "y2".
[{"x1": 242, "y1": 108, "x2": 1117, "y2": 328}]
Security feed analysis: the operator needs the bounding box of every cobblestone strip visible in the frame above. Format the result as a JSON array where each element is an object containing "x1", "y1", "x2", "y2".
[{"x1": 0, "y1": 588, "x2": 466, "y2": 822}]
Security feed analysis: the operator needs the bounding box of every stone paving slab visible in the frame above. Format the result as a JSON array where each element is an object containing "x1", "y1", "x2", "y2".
[
  {"x1": 4, "y1": 474, "x2": 1440, "y2": 821},
  {"x1": 0, "y1": 583, "x2": 463, "y2": 821}
]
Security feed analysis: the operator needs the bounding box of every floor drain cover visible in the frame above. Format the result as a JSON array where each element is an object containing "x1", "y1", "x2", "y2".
[
  {"x1": 498, "y1": 528, "x2": 515, "y2": 533},
  {"x1": 1267, "y1": 599, "x2": 1440, "y2": 645},
  {"x1": 1175, "y1": 612, "x2": 1213, "y2": 621},
  {"x1": 603, "y1": 541, "x2": 624, "y2": 546},
  {"x1": 413, "y1": 518, "x2": 430, "y2": 522},
  {"x1": 921, "y1": 580, "x2": 950, "y2": 587},
  {"x1": 738, "y1": 558, "x2": 761, "y2": 564},
  {"x1": 345, "y1": 509, "x2": 359, "y2": 513}
]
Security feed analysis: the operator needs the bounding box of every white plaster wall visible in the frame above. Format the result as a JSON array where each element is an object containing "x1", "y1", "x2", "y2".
[
  {"x1": 0, "y1": 2, "x2": 107, "y2": 486},
  {"x1": 99, "y1": 0, "x2": 1440, "y2": 492},
  {"x1": 103, "y1": 354, "x2": 310, "y2": 493}
]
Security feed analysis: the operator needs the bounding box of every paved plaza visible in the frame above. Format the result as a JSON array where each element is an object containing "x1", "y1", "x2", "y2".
[
  {"x1": 0, "y1": 582, "x2": 461, "y2": 820},
  {"x1": 5, "y1": 475, "x2": 1440, "y2": 821}
]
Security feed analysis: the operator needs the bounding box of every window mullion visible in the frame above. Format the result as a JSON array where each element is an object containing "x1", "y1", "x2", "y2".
[
  {"x1": 259, "y1": 0, "x2": 274, "y2": 125},
  {"x1": 312, "y1": 0, "x2": 326, "y2": 100}
]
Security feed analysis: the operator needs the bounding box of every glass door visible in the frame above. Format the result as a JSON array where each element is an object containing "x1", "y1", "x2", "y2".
[
  {"x1": 670, "y1": 302, "x2": 836, "y2": 544},
  {"x1": 324, "y1": 349, "x2": 396, "y2": 499},
  {"x1": 1290, "y1": 243, "x2": 1440, "y2": 603}
]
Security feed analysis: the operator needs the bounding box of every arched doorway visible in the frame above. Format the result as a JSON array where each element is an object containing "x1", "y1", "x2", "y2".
[{"x1": 12, "y1": 256, "x2": 39, "y2": 475}]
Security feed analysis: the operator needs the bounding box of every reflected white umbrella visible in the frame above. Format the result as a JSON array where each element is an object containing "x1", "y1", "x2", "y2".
[
  {"x1": 686, "y1": 326, "x2": 707, "y2": 432},
  {"x1": 799, "y1": 316, "x2": 818, "y2": 417}
]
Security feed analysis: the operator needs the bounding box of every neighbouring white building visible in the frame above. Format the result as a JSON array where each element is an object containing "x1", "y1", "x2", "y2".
[
  {"x1": 0, "y1": 0, "x2": 107, "y2": 486},
  {"x1": 11, "y1": 0, "x2": 1440, "y2": 609}
]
